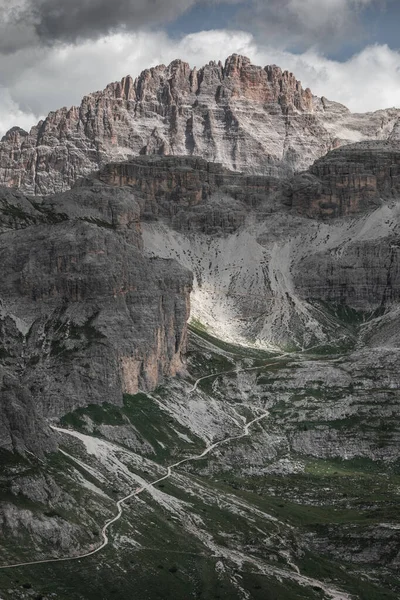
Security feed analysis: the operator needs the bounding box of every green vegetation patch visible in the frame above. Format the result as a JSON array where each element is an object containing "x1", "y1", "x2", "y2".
[
  {"x1": 311, "y1": 300, "x2": 386, "y2": 330},
  {"x1": 60, "y1": 402, "x2": 125, "y2": 430},
  {"x1": 60, "y1": 392, "x2": 205, "y2": 463}
]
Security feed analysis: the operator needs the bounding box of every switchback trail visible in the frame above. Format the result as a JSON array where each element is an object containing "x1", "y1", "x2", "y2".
[
  {"x1": 0, "y1": 411, "x2": 269, "y2": 570},
  {"x1": 0, "y1": 365, "x2": 353, "y2": 599},
  {"x1": 189, "y1": 356, "x2": 289, "y2": 393},
  {"x1": 188, "y1": 335, "x2": 340, "y2": 394},
  {"x1": 0, "y1": 341, "x2": 329, "y2": 571}
]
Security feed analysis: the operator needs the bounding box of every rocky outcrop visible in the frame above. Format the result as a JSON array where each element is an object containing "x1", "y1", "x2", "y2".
[
  {"x1": 0, "y1": 182, "x2": 192, "y2": 451},
  {"x1": 98, "y1": 155, "x2": 285, "y2": 233},
  {"x1": 2, "y1": 55, "x2": 400, "y2": 195},
  {"x1": 120, "y1": 150, "x2": 400, "y2": 349},
  {"x1": 1, "y1": 54, "x2": 400, "y2": 442},
  {"x1": 2, "y1": 57, "x2": 400, "y2": 595},
  {"x1": 0, "y1": 366, "x2": 56, "y2": 456},
  {"x1": 294, "y1": 237, "x2": 400, "y2": 310},
  {"x1": 292, "y1": 141, "x2": 400, "y2": 218}
]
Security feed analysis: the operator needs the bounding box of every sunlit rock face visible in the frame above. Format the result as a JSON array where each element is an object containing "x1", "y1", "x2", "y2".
[
  {"x1": 2, "y1": 54, "x2": 400, "y2": 195},
  {"x1": 85, "y1": 149, "x2": 400, "y2": 351}
]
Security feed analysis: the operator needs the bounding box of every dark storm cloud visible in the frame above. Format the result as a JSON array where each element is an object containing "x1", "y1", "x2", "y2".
[
  {"x1": 0, "y1": 0, "x2": 381, "y2": 55},
  {"x1": 236, "y1": 0, "x2": 379, "y2": 51},
  {"x1": 0, "y1": 1, "x2": 38, "y2": 53},
  {"x1": 33, "y1": 0, "x2": 197, "y2": 42},
  {"x1": 0, "y1": 0, "x2": 241, "y2": 53}
]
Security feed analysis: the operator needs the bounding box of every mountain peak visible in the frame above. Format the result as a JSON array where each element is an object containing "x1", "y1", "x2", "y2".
[
  {"x1": 0, "y1": 54, "x2": 397, "y2": 195},
  {"x1": 1, "y1": 125, "x2": 29, "y2": 143}
]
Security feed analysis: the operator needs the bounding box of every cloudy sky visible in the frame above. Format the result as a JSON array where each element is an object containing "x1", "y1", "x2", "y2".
[{"x1": 1, "y1": 0, "x2": 400, "y2": 136}]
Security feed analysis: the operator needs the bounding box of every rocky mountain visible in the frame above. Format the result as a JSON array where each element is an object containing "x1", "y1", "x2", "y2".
[
  {"x1": 292, "y1": 140, "x2": 400, "y2": 218},
  {"x1": 1, "y1": 55, "x2": 400, "y2": 600},
  {"x1": 2, "y1": 54, "x2": 400, "y2": 195},
  {"x1": 0, "y1": 184, "x2": 191, "y2": 454},
  {"x1": 91, "y1": 149, "x2": 400, "y2": 350}
]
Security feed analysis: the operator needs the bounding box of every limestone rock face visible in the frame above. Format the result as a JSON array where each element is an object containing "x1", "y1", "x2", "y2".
[
  {"x1": 292, "y1": 141, "x2": 400, "y2": 218},
  {"x1": 2, "y1": 54, "x2": 400, "y2": 195},
  {"x1": 0, "y1": 366, "x2": 56, "y2": 456},
  {"x1": 115, "y1": 152, "x2": 400, "y2": 350},
  {"x1": 0, "y1": 183, "x2": 192, "y2": 451},
  {"x1": 294, "y1": 235, "x2": 400, "y2": 311},
  {"x1": 2, "y1": 54, "x2": 400, "y2": 451},
  {"x1": 98, "y1": 155, "x2": 286, "y2": 233},
  {"x1": 64, "y1": 153, "x2": 400, "y2": 351}
]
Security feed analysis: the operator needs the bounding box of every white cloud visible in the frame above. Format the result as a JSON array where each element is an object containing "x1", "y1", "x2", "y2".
[
  {"x1": 0, "y1": 86, "x2": 43, "y2": 137},
  {"x1": 0, "y1": 29, "x2": 259, "y2": 131},
  {"x1": 1, "y1": 29, "x2": 400, "y2": 137},
  {"x1": 258, "y1": 43, "x2": 400, "y2": 113}
]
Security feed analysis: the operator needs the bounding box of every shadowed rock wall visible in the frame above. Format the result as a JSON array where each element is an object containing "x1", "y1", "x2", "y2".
[{"x1": 0, "y1": 183, "x2": 192, "y2": 453}]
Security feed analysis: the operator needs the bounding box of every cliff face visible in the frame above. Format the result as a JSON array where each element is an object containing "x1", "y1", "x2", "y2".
[
  {"x1": 0, "y1": 364, "x2": 56, "y2": 456},
  {"x1": 100, "y1": 152, "x2": 397, "y2": 350},
  {"x1": 1, "y1": 141, "x2": 388, "y2": 362},
  {"x1": 294, "y1": 235, "x2": 400, "y2": 311},
  {"x1": 98, "y1": 155, "x2": 285, "y2": 233},
  {"x1": 0, "y1": 184, "x2": 192, "y2": 452},
  {"x1": 7, "y1": 145, "x2": 400, "y2": 454},
  {"x1": 292, "y1": 141, "x2": 400, "y2": 218},
  {"x1": 1, "y1": 55, "x2": 400, "y2": 443},
  {"x1": 2, "y1": 54, "x2": 400, "y2": 195},
  {"x1": 2, "y1": 58, "x2": 400, "y2": 596}
]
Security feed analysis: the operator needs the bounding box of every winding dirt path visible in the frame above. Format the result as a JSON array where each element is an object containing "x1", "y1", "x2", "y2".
[
  {"x1": 0, "y1": 408, "x2": 268, "y2": 571},
  {"x1": 0, "y1": 342, "x2": 325, "y2": 572},
  {"x1": 189, "y1": 357, "x2": 288, "y2": 393},
  {"x1": 0, "y1": 365, "x2": 353, "y2": 598}
]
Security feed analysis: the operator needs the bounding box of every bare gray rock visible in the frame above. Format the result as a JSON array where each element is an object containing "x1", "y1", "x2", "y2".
[
  {"x1": 291, "y1": 141, "x2": 400, "y2": 218},
  {"x1": 0, "y1": 367, "x2": 56, "y2": 456},
  {"x1": 0, "y1": 182, "x2": 192, "y2": 452}
]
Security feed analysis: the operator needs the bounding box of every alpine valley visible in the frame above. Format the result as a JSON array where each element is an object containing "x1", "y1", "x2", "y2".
[{"x1": 0, "y1": 55, "x2": 399, "y2": 600}]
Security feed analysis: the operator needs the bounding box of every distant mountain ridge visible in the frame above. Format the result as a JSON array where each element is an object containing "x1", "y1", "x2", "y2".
[{"x1": 2, "y1": 53, "x2": 400, "y2": 195}]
